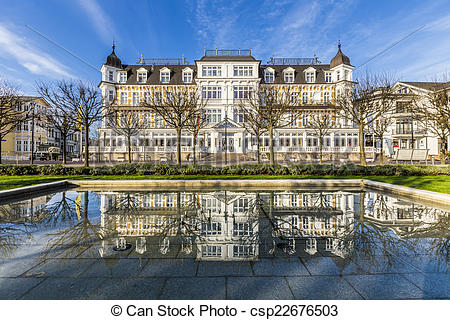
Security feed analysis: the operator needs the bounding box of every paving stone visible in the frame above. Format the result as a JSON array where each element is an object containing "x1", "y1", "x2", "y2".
[
  {"x1": 21, "y1": 278, "x2": 105, "y2": 299},
  {"x1": 302, "y1": 257, "x2": 363, "y2": 276},
  {"x1": 23, "y1": 258, "x2": 96, "y2": 278},
  {"x1": 89, "y1": 277, "x2": 165, "y2": 299},
  {"x1": 140, "y1": 259, "x2": 197, "y2": 277},
  {"x1": 80, "y1": 258, "x2": 148, "y2": 278},
  {"x1": 227, "y1": 277, "x2": 294, "y2": 299},
  {"x1": 0, "y1": 278, "x2": 45, "y2": 299},
  {"x1": 355, "y1": 255, "x2": 418, "y2": 274},
  {"x1": 197, "y1": 261, "x2": 252, "y2": 276},
  {"x1": 252, "y1": 258, "x2": 309, "y2": 276},
  {"x1": 403, "y1": 255, "x2": 449, "y2": 273},
  {"x1": 0, "y1": 258, "x2": 44, "y2": 277},
  {"x1": 287, "y1": 276, "x2": 362, "y2": 299},
  {"x1": 401, "y1": 273, "x2": 450, "y2": 299},
  {"x1": 345, "y1": 274, "x2": 425, "y2": 299},
  {"x1": 159, "y1": 277, "x2": 226, "y2": 299}
]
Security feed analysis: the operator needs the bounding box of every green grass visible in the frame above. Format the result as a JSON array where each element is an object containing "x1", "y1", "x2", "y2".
[{"x1": 1, "y1": 174, "x2": 449, "y2": 194}]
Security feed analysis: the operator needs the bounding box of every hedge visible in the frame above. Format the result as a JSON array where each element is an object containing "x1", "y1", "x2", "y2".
[{"x1": 0, "y1": 163, "x2": 449, "y2": 176}]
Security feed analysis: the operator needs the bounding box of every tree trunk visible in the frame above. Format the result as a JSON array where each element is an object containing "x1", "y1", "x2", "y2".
[
  {"x1": 176, "y1": 127, "x2": 182, "y2": 165},
  {"x1": 319, "y1": 136, "x2": 323, "y2": 164},
  {"x1": 127, "y1": 135, "x2": 132, "y2": 163},
  {"x1": 84, "y1": 124, "x2": 89, "y2": 167},
  {"x1": 62, "y1": 135, "x2": 67, "y2": 165},
  {"x1": 379, "y1": 135, "x2": 384, "y2": 165},
  {"x1": 440, "y1": 144, "x2": 446, "y2": 165},
  {"x1": 0, "y1": 134, "x2": 2, "y2": 164},
  {"x1": 269, "y1": 126, "x2": 275, "y2": 165},
  {"x1": 192, "y1": 133, "x2": 196, "y2": 165},
  {"x1": 256, "y1": 134, "x2": 261, "y2": 165},
  {"x1": 358, "y1": 124, "x2": 367, "y2": 166}
]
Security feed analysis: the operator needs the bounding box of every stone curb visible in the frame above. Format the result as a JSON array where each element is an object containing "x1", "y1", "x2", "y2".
[
  {"x1": 0, "y1": 180, "x2": 70, "y2": 200},
  {"x1": 362, "y1": 179, "x2": 450, "y2": 206},
  {"x1": 68, "y1": 179, "x2": 364, "y2": 189}
]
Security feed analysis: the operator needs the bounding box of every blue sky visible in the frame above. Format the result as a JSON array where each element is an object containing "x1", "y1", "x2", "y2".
[{"x1": 0, "y1": 0, "x2": 449, "y2": 94}]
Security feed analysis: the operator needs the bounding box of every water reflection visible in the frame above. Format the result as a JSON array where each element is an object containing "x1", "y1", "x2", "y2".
[{"x1": 0, "y1": 189, "x2": 448, "y2": 271}]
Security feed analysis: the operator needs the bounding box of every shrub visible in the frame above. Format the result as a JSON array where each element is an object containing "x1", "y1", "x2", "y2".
[{"x1": 0, "y1": 163, "x2": 448, "y2": 177}]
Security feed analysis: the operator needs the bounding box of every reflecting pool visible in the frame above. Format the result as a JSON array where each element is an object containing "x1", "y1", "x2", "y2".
[{"x1": 0, "y1": 188, "x2": 448, "y2": 299}]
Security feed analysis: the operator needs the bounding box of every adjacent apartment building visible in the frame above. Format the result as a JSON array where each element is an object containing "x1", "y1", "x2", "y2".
[{"x1": 1, "y1": 96, "x2": 81, "y2": 161}]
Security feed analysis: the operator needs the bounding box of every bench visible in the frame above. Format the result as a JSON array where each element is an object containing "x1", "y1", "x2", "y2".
[{"x1": 395, "y1": 149, "x2": 429, "y2": 164}]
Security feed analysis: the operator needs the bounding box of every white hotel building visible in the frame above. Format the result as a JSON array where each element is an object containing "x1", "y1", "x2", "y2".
[
  {"x1": 97, "y1": 44, "x2": 366, "y2": 162},
  {"x1": 98, "y1": 44, "x2": 449, "y2": 163}
]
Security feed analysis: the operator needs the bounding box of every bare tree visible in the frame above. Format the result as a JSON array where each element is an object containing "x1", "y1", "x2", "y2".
[
  {"x1": 371, "y1": 115, "x2": 394, "y2": 164},
  {"x1": 0, "y1": 81, "x2": 24, "y2": 164},
  {"x1": 36, "y1": 81, "x2": 78, "y2": 164},
  {"x1": 413, "y1": 83, "x2": 450, "y2": 164},
  {"x1": 107, "y1": 107, "x2": 150, "y2": 163},
  {"x1": 309, "y1": 112, "x2": 334, "y2": 164},
  {"x1": 335, "y1": 72, "x2": 396, "y2": 165},
  {"x1": 238, "y1": 103, "x2": 267, "y2": 164},
  {"x1": 142, "y1": 87, "x2": 203, "y2": 165},
  {"x1": 185, "y1": 106, "x2": 208, "y2": 165},
  {"x1": 243, "y1": 86, "x2": 297, "y2": 165},
  {"x1": 42, "y1": 80, "x2": 105, "y2": 167}
]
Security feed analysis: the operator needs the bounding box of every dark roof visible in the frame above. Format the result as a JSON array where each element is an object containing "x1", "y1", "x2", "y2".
[
  {"x1": 198, "y1": 55, "x2": 258, "y2": 62},
  {"x1": 330, "y1": 42, "x2": 351, "y2": 68},
  {"x1": 399, "y1": 81, "x2": 450, "y2": 91},
  {"x1": 105, "y1": 43, "x2": 122, "y2": 69},
  {"x1": 119, "y1": 64, "x2": 196, "y2": 85},
  {"x1": 260, "y1": 64, "x2": 332, "y2": 84}
]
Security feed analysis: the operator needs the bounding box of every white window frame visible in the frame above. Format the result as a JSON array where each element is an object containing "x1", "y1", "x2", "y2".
[
  {"x1": 108, "y1": 70, "x2": 114, "y2": 82},
  {"x1": 264, "y1": 69, "x2": 274, "y2": 83},
  {"x1": 160, "y1": 69, "x2": 170, "y2": 83},
  {"x1": 201, "y1": 66, "x2": 222, "y2": 77},
  {"x1": 305, "y1": 72, "x2": 315, "y2": 83},
  {"x1": 120, "y1": 92, "x2": 127, "y2": 104},
  {"x1": 233, "y1": 66, "x2": 253, "y2": 77},
  {"x1": 137, "y1": 71, "x2": 147, "y2": 83},
  {"x1": 233, "y1": 86, "x2": 252, "y2": 100},
  {"x1": 183, "y1": 71, "x2": 193, "y2": 83},
  {"x1": 132, "y1": 92, "x2": 140, "y2": 105},
  {"x1": 202, "y1": 86, "x2": 222, "y2": 99},
  {"x1": 324, "y1": 92, "x2": 330, "y2": 103},
  {"x1": 325, "y1": 72, "x2": 332, "y2": 83},
  {"x1": 119, "y1": 72, "x2": 127, "y2": 83},
  {"x1": 284, "y1": 71, "x2": 294, "y2": 83},
  {"x1": 302, "y1": 92, "x2": 309, "y2": 104}
]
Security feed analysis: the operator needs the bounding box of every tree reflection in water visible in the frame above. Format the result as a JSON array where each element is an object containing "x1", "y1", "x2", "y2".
[{"x1": 0, "y1": 189, "x2": 447, "y2": 274}]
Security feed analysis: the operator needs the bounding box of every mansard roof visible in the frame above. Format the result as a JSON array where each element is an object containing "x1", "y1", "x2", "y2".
[
  {"x1": 259, "y1": 64, "x2": 332, "y2": 84},
  {"x1": 119, "y1": 64, "x2": 196, "y2": 85}
]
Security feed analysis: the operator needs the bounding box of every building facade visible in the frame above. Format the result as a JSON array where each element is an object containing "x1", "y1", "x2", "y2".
[
  {"x1": 1, "y1": 96, "x2": 81, "y2": 161},
  {"x1": 97, "y1": 44, "x2": 373, "y2": 162}
]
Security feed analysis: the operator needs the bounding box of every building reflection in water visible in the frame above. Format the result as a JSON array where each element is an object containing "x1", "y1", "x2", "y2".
[{"x1": 0, "y1": 190, "x2": 447, "y2": 269}]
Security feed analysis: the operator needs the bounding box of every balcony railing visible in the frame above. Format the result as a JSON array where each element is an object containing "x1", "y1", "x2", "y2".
[{"x1": 205, "y1": 49, "x2": 252, "y2": 56}]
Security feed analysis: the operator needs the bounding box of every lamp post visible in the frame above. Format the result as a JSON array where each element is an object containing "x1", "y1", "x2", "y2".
[
  {"x1": 224, "y1": 107, "x2": 228, "y2": 165},
  {"x1": 30, "y1": 103, "x2": 35, "y2": 164}
]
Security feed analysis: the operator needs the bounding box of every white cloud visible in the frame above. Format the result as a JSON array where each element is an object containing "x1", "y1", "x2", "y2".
[
  {"x1": 0, "y1": 24, "x2": 71, "y2": 78},
  {"x1": 77, "y1": 0, "x2": 115, "y2": 44}
]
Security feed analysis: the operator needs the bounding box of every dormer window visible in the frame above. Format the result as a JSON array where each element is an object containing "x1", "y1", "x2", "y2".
[
  {"x1": 265, "y1": 68, "x2": 274, "y2": 83},
  {"x1": 108, "y1": 70, "x2": 114, "y2": 82},
  {"x1": 325, "y1": 72, "x2": 332, "y2": 83},
  {"x1": 182, "y1": 68, "x2": 193, "y2": 83},
  {"x1": 305, "y1": 72, "x2": 315, "y2": 83},
  {"x1": 284, "y1": 68, "x2": 295, "y2": 83},
  {"x1": 160, "y1": 68, "x2": 170, "y2": 83},
  {"x1": 119, "y1": 72, "x2": 127, "y2": 83},
  {"x1": 137, "y1": 68, "x2": 147, "y2": 83}
]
